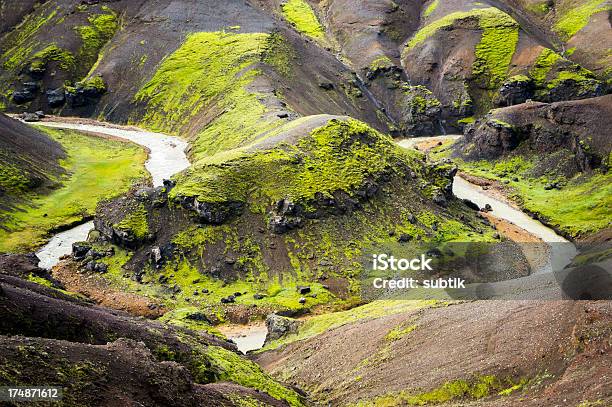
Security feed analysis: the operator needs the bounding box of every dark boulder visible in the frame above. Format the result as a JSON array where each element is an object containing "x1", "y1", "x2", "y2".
[
  {"x1": 544, "y1": 76, "x2": 603, "y2": 103},
  {"x1": 319, "y1": 82, "x2": 334, "y2": 90},
  {"x1": 192, "y1": 199, "x2": 244, "y2": 224},
  {"x1": 220, "y1": 295, "x2": 235, "y2": 304},
  {"x1": 268, "y1": 215, "x2": 304, "y2": 234},
  {"x1": 497, "y1": 76, "x2": 534, "y2": 107},
  {"x1": 12, "y1": 91, "x2": 35, "y2": 105},
  {"x1": 265, "y1": 314, "x2": 302, "y2": 343},
  {"x1": 433, "y1": 193, "x2": 447, "y2": 207},
  {"x1": 21, "y1": 112, "x2": 40, "y2": 122},
  {"x1": 462, "y1": 198, "x2": 480, "y2": 211},
  {"x1": 296, "y1": 286, "x2": 311, "y2": 295},
  {"x1": 185, "y1": 312, "x2": 211, "y2": 324},
  {"x1": 397, "y1": 233, "x2": 412, "y2": 243},
  {"x1": 72, "y1": 242, "x2": 92, "y2": 260}
]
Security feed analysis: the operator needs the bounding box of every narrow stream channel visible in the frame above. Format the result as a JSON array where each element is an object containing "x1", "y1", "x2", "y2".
[
  {"x1": 34, "y1": 121, "x2": 190, "y2": 270},
  {"x1": 397, "y1": 136, "x2": 577, "y2": 274}
]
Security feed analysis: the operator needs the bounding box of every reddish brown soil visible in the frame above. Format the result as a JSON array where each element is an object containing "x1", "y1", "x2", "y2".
[{"x1": 52, "y1": 260, "x2": 165, "y2": 318}]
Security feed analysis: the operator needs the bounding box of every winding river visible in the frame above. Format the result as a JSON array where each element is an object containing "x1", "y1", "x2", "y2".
[
  {"x1": 34, "y1": 121, "x2": 190, "y2": 270},
  {"x1": 31, "y1": 123, "x2": 580, "y2": 347},
  {"x1": 397, "y1": 136, "x2": 577, "y2": 275}
]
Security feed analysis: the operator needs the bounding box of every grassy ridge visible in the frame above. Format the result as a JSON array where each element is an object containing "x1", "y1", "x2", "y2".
[{"x1": 0, "y1": 127, "x2": 147, "y2": 253}]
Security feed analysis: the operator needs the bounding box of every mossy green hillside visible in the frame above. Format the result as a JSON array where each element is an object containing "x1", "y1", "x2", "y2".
[
  {"x1": 88, "y1": 118, "x2": 495, "y2": 318},
  {"x1": 405, "y1": 8, "x2": 516, "y2": 51},
  {"x1": 0, "y1": 127, "x2": 147, "y2": 253},
  {"x1": 472, "y1": 9, "x2": 519, "y2": 89},
  {"x1": 528, "y1": 48, "x2": 601, "y2": 99},
  {"x1": 0, "y1": 163, "x2": 31, "y2": 195},
  {"x1": 200, "y1": 346, "x2": 305, "y2": 406},
  {"x1": 281, "y1": 0, "x2": 326, "y2": 42},
  {"x1": 261, "y1": 300, "x2": 438, "y2": 351},
  {"x1": 554, "y1": 0, "x2": 611, "y2": 40},
  {"x1": 134, "y1": 31, "x2": 286, "y2": 158},
  {"x1": 1, "y1": 6, "x2": 60, "y2": 71},
  {"x1": 171, "y1": 118, "x2": 407, "y2": 206},
  {"x1": 75, "y1": 8, "x2": 119, "y2": 71}
]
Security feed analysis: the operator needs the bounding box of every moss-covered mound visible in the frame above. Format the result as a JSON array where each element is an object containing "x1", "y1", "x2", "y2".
[{"x1": 83, "y1": 116, "x2": 495, "y2": 322}]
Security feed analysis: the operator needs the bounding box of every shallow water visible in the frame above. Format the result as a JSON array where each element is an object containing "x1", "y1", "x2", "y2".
[
  {"x1": 34, "y1": 121, "x2": 190, "y2": 269},
  {"x1": 36, "y1": 221, "x2": 95, "y2": 270},
  {"x1": 219, "y1": 324, "x2": 268, "y2": 354},
  {"x1": 453, "y1": 175, "x2": 577, "y2": 273}
]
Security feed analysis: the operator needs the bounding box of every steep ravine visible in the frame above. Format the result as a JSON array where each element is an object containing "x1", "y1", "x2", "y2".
[{"x1": 397, "y1": 136, "x2": 578, "y2": 274}]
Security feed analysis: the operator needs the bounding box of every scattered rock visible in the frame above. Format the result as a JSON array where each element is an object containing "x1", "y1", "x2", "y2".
[
  {"x1": 265, "y1": 314, "x2": 302, "y2": 343},
  {"x1": 72, "y1": 242, "x2": 92, "y2": 260},
  {"x1": 221, "y1": 295, "x2": 235, "y2": 304},
  {"x1": 397, "y1": 234, "x2": 412, "y2": 243},
  {"x1": 298, "y1": 297, "x2": 306, "y2": 304},
  {"x1": 21, "y1": 112, "x2": 40, "y2": 122},
  {"x1": 296, "y1": 286, "x2": 311, "y2": 295},
  {"x1": 462, "y1": 198, "x2": 480, "y2": 211},
  {"x1": 433, "y1": 193, "x2": 447, "y2": 207},
  {"x1": 319, "y1": 82, "x2": 334, "y2": 90}
]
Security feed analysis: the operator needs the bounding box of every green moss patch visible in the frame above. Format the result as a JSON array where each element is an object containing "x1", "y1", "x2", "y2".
[
  {"x1": 385, "y1": 323, "x2": 418, "y2": 342},
  {"x1": 134, "y1": 31, "x2": 285, "y2": 158},
  {"x1": 29, "y1": 44, "x2": 75, "y2": 73},
  {"x1": 281, "y1": 0, "x2": 326, "y2": 42},
  {"x1": 74, "y1": 8, "x2": 119, "y2": 69},
  {"x1": 354, "y1": 375, "x2": 529, "y2": 406},
  {"x1": 114, "y1": 203, "x2": 149, "y2": 240},
  {"x1": 1, "y1": 7, "x2": 59, "y2": 71},
  {"x1": 423, "y1": 0, "x2": 439, "y2": 18},
  {"x1": 472, "y1": 10, "x2": 519, "y2": 89},
  {"x1": 199, "y1": 346, "x2": 305, "y2": 406},
  {"x1": 554, "y1": 0, "x2": 611, "y2": 40},
  {"x1": 0, "y1": 163, "x2": 31, "y2": 194},
  {"x1": 0, "y1": 127, "x2": 147, "y2": 253}
]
